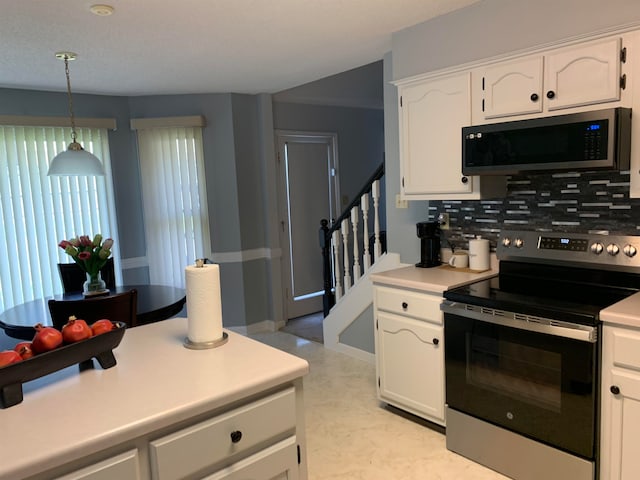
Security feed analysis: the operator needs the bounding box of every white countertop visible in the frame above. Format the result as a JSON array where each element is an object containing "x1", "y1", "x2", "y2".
[
  {"x1": 371, "y1": 261, "x2": 499, "y2": 294},
  {"x1": 600, "y1": 291, "x2": 640, "y2": 329},
  {"x1": 0, "y1": 318, "x2": 309, "y2": 480}
]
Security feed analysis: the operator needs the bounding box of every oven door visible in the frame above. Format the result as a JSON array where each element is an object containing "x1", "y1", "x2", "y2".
[{"x1": 442, "y1": 301, "x2": 598, "y2": 460}]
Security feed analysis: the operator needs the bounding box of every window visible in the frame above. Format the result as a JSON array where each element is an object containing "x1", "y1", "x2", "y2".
[
  {"x1": 135, "y1": 120, "x2": 210, "y2": 288},
  {"x1": 0, "y1": 125, "x2": 119, "y2": 311}
]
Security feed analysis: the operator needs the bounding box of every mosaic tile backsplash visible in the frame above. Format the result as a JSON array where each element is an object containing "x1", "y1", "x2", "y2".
[{"x1": 427, "y1": 170, "x2": 640, "y2": 251}]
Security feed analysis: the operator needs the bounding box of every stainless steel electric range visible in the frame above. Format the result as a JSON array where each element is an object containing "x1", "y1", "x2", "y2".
[{"x1": 441, "y1": 230, "x2": 640, "y2": 480}]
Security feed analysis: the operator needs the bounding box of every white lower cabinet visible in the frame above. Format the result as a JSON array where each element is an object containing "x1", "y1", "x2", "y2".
[
  {"x1": 150, "y1": 387, "x2": 297, "y2": 480},
  {"x1": 601, "y1": 325, "x2": 640, "y2": 479},
  {"x1": 374, "y1": 285, "x2": 445, "y2": 425}
]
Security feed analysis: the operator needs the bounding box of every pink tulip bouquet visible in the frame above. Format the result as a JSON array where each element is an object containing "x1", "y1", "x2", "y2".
[{"x1": 59, "y1": 234, "x2": 114, "y2": 278}]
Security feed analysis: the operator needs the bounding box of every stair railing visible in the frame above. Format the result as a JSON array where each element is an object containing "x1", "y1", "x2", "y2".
[{"x1": 320, "y1": 162, "x2": 385, "y2": 316}]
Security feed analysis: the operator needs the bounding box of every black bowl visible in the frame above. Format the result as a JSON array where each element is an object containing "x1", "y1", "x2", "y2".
[{"x1": 0, "y1": 321, "x2": 126, "y2": 408}]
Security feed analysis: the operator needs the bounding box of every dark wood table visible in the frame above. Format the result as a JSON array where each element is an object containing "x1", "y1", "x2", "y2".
[{"x1": 0, "y1": 285, "x2": 186, "y2": 340}]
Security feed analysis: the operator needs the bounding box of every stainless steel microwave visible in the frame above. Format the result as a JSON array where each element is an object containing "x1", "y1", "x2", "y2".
[{"x1": 462, "y1": 108, "x2": 631, "y2": 175}]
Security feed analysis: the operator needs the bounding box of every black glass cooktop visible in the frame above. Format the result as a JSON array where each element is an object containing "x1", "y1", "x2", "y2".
[{"x1": 444, "y1": 261, "x2": 640, "y2": 326}]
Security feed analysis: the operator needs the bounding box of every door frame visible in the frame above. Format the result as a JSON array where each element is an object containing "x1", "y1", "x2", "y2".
[{"x1": 275, "y1": 130, "x2": 341, "y2": 322}]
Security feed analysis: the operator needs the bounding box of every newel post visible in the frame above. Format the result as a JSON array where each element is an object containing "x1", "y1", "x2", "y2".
[{"x1": 319, "y1": 219, "x2": 334, "y2": 316}]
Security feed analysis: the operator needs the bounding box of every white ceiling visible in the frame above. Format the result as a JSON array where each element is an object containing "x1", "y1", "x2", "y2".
[{"x1": 1, "y1": 0, "x2": 479, "y2": 97}]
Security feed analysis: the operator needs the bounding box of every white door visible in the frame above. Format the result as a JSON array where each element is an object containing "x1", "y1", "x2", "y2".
[{"x1": 276, "y1": 132, "x2": 340, "y2": 320}]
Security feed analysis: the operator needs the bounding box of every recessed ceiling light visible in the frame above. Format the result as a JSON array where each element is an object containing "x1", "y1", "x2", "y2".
[{"x1": 90, "y1": 4, "x2": 115, "y2": 16}]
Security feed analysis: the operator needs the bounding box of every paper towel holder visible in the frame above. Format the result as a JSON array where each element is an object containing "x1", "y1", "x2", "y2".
[
  {"x1": 184, "y1": 258, "x2": 228, "y2": 350},
  {"x1": 184, "y1": 332, "x2": 229, "y2": 350}
]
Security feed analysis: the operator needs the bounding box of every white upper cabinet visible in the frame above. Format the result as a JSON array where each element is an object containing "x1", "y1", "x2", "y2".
[
  {"x1": 398, "y1": 72, "x2": 473, "y2": 198},
  {"x1": 396, "y1": 72, "x2": 505, "y2": 200},
  {"x1": 478, "y1": 36, "x2": 624, "y2": 121},
  {"x1": 483, "y1": 56, "x2": 544, "y2": 118}
]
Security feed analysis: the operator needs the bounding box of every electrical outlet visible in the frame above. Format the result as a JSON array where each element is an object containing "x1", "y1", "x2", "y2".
[
  {"x1": 395, "y1": 194, "x2": 408, "y2": 209},
  {"x1": 438, "y1": 213, "x2": 450, "y2": 230}
]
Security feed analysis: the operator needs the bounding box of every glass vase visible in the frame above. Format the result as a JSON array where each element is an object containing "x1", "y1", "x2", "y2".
[{"x1": 83, "y1": 271, "x2": 107, "y2": 296}]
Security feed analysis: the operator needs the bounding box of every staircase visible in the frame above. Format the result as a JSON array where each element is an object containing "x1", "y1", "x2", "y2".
[{"x1": 319, "y1": 163, "x2": 401, "y2": 363}]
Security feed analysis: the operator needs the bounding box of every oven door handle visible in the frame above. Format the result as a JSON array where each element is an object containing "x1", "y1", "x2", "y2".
[{"x1": 440, "y1": 300, "x2": 597, "y2": 343}]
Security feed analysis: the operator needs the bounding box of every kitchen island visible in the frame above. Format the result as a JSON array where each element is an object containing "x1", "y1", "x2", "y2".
[{"x1": 0, "y1": 318, "x2": 309, "y2": 480}]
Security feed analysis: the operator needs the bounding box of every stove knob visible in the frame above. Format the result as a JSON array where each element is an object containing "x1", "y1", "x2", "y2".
[
  {"x1": 607, "y1": 244, "x2": 620, "y2": 256},
  {"x1": 514, "y1": 238, "x2": 524, "y2": 248},
  {"x1": 624, "y1": 244, "x2": 637, "y2": 258},
  {"x1": 590, "y1": 242, "x2": 604, "y2": 255},
  {"x1": 502, "y1": 237, "x2": 511, "y2": 247}
]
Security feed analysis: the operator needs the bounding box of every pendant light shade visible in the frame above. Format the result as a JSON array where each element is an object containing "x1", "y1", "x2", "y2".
[{"x1": 47, "y1": 52, "x2": 105, "y2": 177}]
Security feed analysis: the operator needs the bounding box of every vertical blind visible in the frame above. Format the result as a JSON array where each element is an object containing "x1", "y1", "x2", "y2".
[
  {"x1": 0, "y1": 125, "x2": 118, "y2": 311},
  {"x1": 137, "y1": 126, "x2": 211, "y2": 288}
]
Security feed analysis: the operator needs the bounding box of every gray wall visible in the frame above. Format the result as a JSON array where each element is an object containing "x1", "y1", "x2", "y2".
[
  {"x1": 272, "y1": 102, "x2": 385, "y2": 209},
  {"x1": 385, "y1": 0, "x2": 640, "y2": 263},
  {"x1": 1, "y1": 76, "x2": 384, "y2": 330},
  {"x1": 0, "y1": 88, "x2": 277, "y2": 328}
]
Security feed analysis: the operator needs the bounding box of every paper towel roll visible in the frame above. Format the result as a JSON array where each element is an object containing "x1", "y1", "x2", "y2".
[
  {"x1": 185, "y1": 263, "x2": 223, "y2": 343},
  {"x1": 469, "y1": 236, "x2": 490, "y2": 271}
]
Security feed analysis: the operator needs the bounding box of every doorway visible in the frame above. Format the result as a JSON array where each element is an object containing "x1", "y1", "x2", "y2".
[{"x1": 276, "y1": 131, "x2": 340, "y2": 322}]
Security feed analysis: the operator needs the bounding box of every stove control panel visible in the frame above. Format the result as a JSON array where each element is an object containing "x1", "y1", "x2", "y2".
[{"x1": 498, "y1": 230, "x2": 640, "y2": 270}]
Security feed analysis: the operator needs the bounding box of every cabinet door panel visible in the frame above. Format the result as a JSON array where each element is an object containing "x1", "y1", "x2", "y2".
[
  {"x1": 377, "y1": 312, "x2": 444, "y2": 422},
  {"x1": 400, "y1": 72, "x2": 472, "y2": 196},
  {"x1": 56, "y1": 450, "x2": 140, "y2": 480},
  {"x1": 483, "y1": 57, "x2": 543, "y2": 119},
  {"x1": 203, "y1": 437, "x2": 298, "y2": 480},
  {"x1": 602, "y1": 370, "x2": 640, "y2": 480},
  {"x1": 545, "y1": 37, "x2": 621, "y2": 111}
]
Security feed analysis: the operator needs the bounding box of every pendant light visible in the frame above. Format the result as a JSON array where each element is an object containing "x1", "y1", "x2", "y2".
[{"x1": 47, "y1": 52, "x2": 105, "y2": 176}]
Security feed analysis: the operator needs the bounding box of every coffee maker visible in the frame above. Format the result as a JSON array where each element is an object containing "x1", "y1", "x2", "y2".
[{"x1": 416, "y1": 221, "x2": 441, "y2": 268}]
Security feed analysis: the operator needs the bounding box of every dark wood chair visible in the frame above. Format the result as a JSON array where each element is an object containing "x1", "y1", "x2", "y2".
[
  {"x1": 58, "y1": 258, "x2": 116, "y2": 293},
  {"x1": 48, "y1": 289, "x2": 138, "y2": 330}
]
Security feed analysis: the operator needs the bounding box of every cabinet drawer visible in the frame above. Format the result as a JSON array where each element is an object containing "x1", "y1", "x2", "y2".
[
  {"x1": 150, "y1": 387, "x2": 296, "y2": 480},
  {"x1": 611, "y1": 328, "x2": 640, "y2": 372},
  {"x1": 376, "y1": 286, "x2": 442, "y2": 324}
]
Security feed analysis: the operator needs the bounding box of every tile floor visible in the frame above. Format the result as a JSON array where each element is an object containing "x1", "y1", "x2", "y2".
[{"x1": 248, "y1": 329, "x2": 508, "y2": 480}]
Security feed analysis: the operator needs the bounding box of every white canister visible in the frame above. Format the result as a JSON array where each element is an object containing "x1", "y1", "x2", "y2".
[{"x1": 469, "y1": 235, "x2": 490, "y2": 271}]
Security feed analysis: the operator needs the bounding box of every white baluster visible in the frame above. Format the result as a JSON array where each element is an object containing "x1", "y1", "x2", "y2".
[
  {"x1": 332, "y1": 230, "x2": 342, "y2": 301},
  {"x1": 341, "y1": 218, "x2": 351, "y2": 292},
  {"x1": 361, "y1": 193, "x2": 370, "y2": 272},
  {"x1": 351, "y1": 207, "x2": 361, "y2": 282},
  {"x1": 372, "y1": 180, "x2": 381, "y2": 261}
]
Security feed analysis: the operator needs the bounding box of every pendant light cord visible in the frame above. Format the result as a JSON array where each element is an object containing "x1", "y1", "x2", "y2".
[{"x1": 63, "y1": 55, "x2": 78, "y2": 144}]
